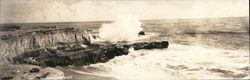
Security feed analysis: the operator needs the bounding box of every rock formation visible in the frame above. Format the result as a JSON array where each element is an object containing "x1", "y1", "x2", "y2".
[
  {"x1": 1, "y1": 28, "x2": 91, "y2": 54},
  {"x1": 12, "y1": 41, "x2": 169, "y2": 67},
  {"x1": 1, "y1": 28, "x2": 169, "y2": 67},
  {"x1": 0, "y1": 25, "x2": 21, "y2": 31},
  {"x1": 138, "y1": 31, "x2": 145, "y2": 36}
]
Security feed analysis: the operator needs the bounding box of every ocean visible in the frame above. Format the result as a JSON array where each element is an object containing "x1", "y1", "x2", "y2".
[{"x1": 0, "y1": 17, "x2": 249, "y2": 80}]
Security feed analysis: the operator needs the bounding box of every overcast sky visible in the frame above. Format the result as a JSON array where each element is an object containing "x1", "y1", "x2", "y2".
[{"x1": 0, "y1": 0, "x2": 249, "y2": 23}]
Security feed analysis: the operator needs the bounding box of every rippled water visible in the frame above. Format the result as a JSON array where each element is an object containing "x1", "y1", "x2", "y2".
[
  {"x1": 0, "y1": 17, "x2": 249, "y2": 79},
  {"x1": 79, "y1": 44, "x2": 248, "y2": 80},
  {"x1": 61, "y1": 17, "x2": 249, "y2": 79}
]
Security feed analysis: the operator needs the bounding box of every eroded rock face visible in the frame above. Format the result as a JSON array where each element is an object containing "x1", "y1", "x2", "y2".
[
  {"x1": 1, "y1": 28, "x2": 92, "y2": 54},
  {"x1": 12, "y1": 41, "x2": 169, "y2": 67},
  {"x1": 4, "y1": 28, "x2": 169, "y2": 67}
]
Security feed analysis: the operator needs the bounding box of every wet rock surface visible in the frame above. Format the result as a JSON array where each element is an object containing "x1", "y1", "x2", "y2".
[
  {"x1": 138, "y1": 31, "x2": 145, "y2": 36},
  {"x1": 131, "y1": 41, "x2": 168, "y2": 50},
  {"x1": 208, "y1": 68, "x2": 248, "y2": 78},
  {"x1": 29, "y1": 68, "x2": 40, "y2": 73},
  {"x1": 12, "y1": 41, "x2": 169, "y2": 67}
]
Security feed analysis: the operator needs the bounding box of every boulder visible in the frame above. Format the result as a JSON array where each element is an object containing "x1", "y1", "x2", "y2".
[
  {"x1": 29, "y1": 68, "x2": 40, "y2": 73},
  {"x1": 138, "y1": 31, "x2": 145, "y2": 36}
]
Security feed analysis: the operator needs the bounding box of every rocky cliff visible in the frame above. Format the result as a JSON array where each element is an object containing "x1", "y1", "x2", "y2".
[
  {"x1": 1, "y1": 28, "x2": 91, "y2": 54},
  {"x1": 1, "y1": 28, "x2": 169, "y2": 67}
]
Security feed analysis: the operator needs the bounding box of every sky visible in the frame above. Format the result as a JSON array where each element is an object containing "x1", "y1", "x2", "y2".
[{"x1": 0, "y1": 0, "x2": 249, "y2": 23}]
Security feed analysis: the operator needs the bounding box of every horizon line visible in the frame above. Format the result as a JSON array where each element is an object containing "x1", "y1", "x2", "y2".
[{"x1": 0, "y1": 16, "x2": 249, "y2": 24}]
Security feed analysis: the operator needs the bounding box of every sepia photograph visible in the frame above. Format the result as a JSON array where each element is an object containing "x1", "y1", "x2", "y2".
[{"x1": 0, "y1": 0, "x2": 249, "y2": 80}]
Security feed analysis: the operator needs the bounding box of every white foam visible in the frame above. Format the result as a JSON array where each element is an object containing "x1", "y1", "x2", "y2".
[
  {"x1": 84, "y1": 44, "x2": 249, "y2": 79},
  {"x1": 98, "y1": 15, "x2": 143, "y2": 42}
]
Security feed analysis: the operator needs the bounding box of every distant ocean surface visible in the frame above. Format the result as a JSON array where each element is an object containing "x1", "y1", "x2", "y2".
[{"x1": 0, "y1": 17, "x2": 249, "y2": 79}]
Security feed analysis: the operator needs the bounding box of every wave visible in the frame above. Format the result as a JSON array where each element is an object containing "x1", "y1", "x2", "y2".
[{"x1": 72, "y1": 44, "x2": 249, "y2": 80}]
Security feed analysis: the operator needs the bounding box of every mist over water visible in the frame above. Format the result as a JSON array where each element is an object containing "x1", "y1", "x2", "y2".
[{"x1": 99, "y1": 15, "x2": 142, "y2": 42}]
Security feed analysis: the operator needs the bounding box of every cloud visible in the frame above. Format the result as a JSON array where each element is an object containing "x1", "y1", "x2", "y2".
[{"x1": 0, "y1": 0, "x2": 249, "y2": 23}]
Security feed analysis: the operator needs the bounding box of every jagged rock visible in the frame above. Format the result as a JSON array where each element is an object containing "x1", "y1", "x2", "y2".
[
  {"x1": 1, "y1": 28, "x2": 92, "y2": 53},
  {"x1": 130, "y1": 41, "x2": 168, "y2": 50},
  {"x1": 29, "y1": 68, "x2": 40, "y2": 73},
  {"x1": 1, "y1": 28, "x2": 91, "y2": 44},
  {"x1": 138, "y1": 31, "x2": 145, "y2": 36},
  {"x1": 12, "y1": 41, "x2": 169, "y2": 67}
]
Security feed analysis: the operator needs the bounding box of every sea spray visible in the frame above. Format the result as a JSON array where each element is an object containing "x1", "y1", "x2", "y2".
[
  {"x1": 80, "y1": 44, "x2": 249, "y2": 79},
  {"x1": 99, "y1": 15, "x2": 143, "y2": 42}
]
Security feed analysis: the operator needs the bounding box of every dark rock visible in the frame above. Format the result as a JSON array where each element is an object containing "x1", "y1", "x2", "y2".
[
  {"x1": 1, "y1": 76, "x2": 14, "y2": 80},
  {"x1": 37, "y1": 26, "x2": 56, "y2": 29},
  {"x1": 208, "y1": 68, "x2": 234, "y2": 75},
  {"x1": 0, "y1": 25, "x2": 21, "y2": 31},
  {"x1": 12, "y1": 41, "x2": 169, "y2": 67},
  {"x1": 131, "y1": 41, "x2": 169, "y2": 50},
  {"x1": 138, "y1": 31, "x2": 145, "y2": 36},
  {"x1": 208, "y1": 68, "x2": 248, "y2": 78},
  {"x1": 53, "y1": 26, "x2": 56, "y2": 28},
  {"x1": 92, "y1": 36, "x2": 97, "y2": 39},
  {"x1": 34, "y1": 72, "x2": 50, "y2": 80},
  {"x1": 29, "y1": 68, "x2": 40, "y2": 73}
]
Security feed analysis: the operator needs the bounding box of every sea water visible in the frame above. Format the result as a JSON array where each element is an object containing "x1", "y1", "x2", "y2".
[{"x1": 0, "y1": 17, "x2": 249, "y2": 79}]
